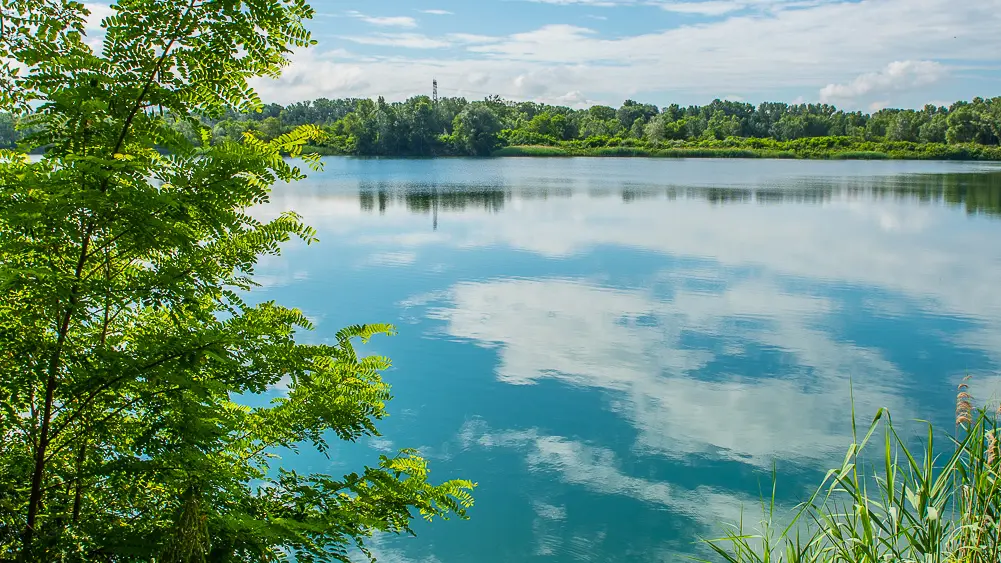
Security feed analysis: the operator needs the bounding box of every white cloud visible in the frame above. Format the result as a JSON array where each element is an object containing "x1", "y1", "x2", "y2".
[
  {"x1": 369, "y1": 437, "x2": 395, "y2": 452},
  {"x1": 460, "y1": 419, "x2": 763, "y2": 527},
  {"x1": 446, "y1": 33, "x2": 501, "y2": 44},
  {"x1": 365, "y1": 251, "x2": 418, "y2": 267},
  {"x1": 259, "y1": 164, "x2": 1001, "y2": 338},
  {"x1": 659, "y1": 1, "x2": 747, "y2": 15},
  {"x1": 552, "y1": 90, "x2": 596, "y2": 107},
  {"x1": 253, "y1": 254, "x2": 311, "y2": 288},
  {"x1": 356, "y1": 535, "x2": 443, "y2": 563},
  {"x1": 530, "y1": 500, "x2": 570, "y2": 556},
  {"x1": 82, "y1": 3, "x2": 113, "y2": 49},
  {"x1": 338, "y1": 33, "x2": 451, "y2": 50},
  {"x1": 268, "y1": 375, "x2": 291, "y2": 394},
  {"x1": 346, "y1": 11, "x2": 419, "y2": 28},
  {"x1": 519, "y1": 0, "x2": 805, "y2": 10},
  {"x1": 654, "y1": 0, "x2": 830, "y2": 16},
  {"x1": 533, "y1": 501, "x2": 568, "y2": 521},
  {"x1": 382, "y1": 180, "x2": 1000, "y2": 332},
  {"x1": 819, "y1": 60, "x2": 948, "y2": 104},
  {"x1": 254, "y1": 164, "x2": 1001, "y2": 561},
  {"x1": 522, "y1": 0, "x2": 632, "y2": 5},
  {"x1": 419, "y1": 9, "x2": 454, "y2": 15},
  {"x1": 84, "y1": 3, "x2": 113, "y2": 30},
  {"x1": 254, "y1": 0, "x2": 1001, "y2": 108},
  {"x1": 255, "y1": 165, "x2": 1001, "y2": 407},
  {"x1": 433, "y1": 276, "x2": 906, "y2": 468}
]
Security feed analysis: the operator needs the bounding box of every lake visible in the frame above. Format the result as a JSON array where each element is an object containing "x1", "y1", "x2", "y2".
[{"x1": 254, "y1": 157, "x2": 1001, "y2": 563}]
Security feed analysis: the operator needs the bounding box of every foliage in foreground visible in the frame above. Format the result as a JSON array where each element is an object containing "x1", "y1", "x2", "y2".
[
  {"x1": 704, "y1": 382, "x2": 1001, "y2": 563},
  {"x1": 0, "y1": 1, "x2": 472, "y2": 561}
]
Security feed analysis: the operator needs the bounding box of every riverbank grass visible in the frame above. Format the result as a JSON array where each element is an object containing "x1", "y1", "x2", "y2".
[
  {"x1": 704, "y1": 380, "x2": 1001, "y2": 563},
  {"x1": 488, "y1": 140, "x2": 1001, "y2": 160},
  {"x1": 492, "y1": 145, "x2": 570, "y2": 156}
]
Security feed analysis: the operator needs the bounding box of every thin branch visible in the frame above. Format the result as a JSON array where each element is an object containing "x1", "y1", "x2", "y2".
[
  {"x1": 44, "y1": 385, "x2": 184, "y2": 464},
  {"x1": 47, "y1": 339, "x2": 225, "y2": 444},
  {"x1": 110, "y1": 0, "x2": 198, "y2": 157}
]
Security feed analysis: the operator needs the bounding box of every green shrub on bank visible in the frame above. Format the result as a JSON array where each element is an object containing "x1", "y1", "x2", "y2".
[
  {"x1": 490, "y1": 138, "x2": 1001, "y2": 160},
  {"x1": 832, "y1": 151, "x2": 890, "y2": 160},
  {"x1": 492, "y1": 145, "x2": 569, "y2": 156},
  {"x1": 304, "y1": 132, "x2": 1001, "y2": 160}
]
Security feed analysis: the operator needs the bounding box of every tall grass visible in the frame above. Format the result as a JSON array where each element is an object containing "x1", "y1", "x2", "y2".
[
  {"x1": 704, "y1": 380, "x2": 1001, "y2": 563},
  {"x1": 491, "y1": 145, "x2": 570, "y2": 157},
  {"x1": 650, "y1": 148, "x2": 795, "y2": 159},
  {"x1": 485, "y1": 140, "x2": 1001, "y2": 160}
]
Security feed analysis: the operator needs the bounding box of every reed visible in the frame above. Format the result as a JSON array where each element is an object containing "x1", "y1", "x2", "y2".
[
  {"x1": 703, "y1": 380, "x2": 1001, "y2": 563},
  {"x1": 491, "y1": 145, "x2": 570, "y2": 157},
  {"x1": 830, "y1": 151, "x2": 891, "y2": 160}
]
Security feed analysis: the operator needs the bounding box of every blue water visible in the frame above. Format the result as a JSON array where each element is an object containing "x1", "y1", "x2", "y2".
[{"x1": 255, "y1": 157, "x2": 1001, "y2": 562}]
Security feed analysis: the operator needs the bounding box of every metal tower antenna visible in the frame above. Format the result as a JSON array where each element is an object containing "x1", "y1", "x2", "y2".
[{"x1": 432, "y1": 79, "x2": 438, "y2": 104}]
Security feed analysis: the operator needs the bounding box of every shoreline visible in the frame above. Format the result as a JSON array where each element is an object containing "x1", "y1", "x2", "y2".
[
  {"x1": 492, "y1": 146, "x2": 900, "y2": 159},
  {"x1": 304, "y1": 139, "x2": 1001, "y2": 161}
]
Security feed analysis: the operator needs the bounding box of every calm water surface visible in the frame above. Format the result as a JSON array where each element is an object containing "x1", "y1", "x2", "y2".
[{"x1": 255, "y1": 158, "x2": 1001, "y2": 563}]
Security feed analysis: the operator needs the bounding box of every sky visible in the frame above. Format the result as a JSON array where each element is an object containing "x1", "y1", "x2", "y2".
[{"x1": 90, "y1": 0, "x2": 1001, "y2": 111}]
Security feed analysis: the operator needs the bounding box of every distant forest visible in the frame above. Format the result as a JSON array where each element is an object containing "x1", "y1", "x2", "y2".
[{"x1": 3, "y1": 95, "x2": 1001, "y2": 158}]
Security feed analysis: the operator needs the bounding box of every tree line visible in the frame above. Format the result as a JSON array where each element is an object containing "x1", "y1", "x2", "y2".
[
  {"x1": 3, "y1": 93, "x2": 1000, "y2": 158},
  {"x1": 187, "y1": 95, "x2": 1001, "y2": 157}
]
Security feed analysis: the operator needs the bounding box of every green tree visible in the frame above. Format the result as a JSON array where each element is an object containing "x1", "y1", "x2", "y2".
[
  {"x1": 644, "y1": 114, "x2": 668, "y2": 143},
  {"x1": 211, "y1": 119, "x2": 251, "y2": 144},
  {"x1": 772, "y1": 114, "x2": 808, "y2": 140},
  {"x1": 705, "y1": 110, "x2": 743, "y2": 140},
  {"x1": 329, "y1": 99, "x2": 380, "y2": 155},
  {"x1": 0, "y1": 1, "x2": 473, "y2": 561},
  {"x1": 865, "y1": 111, "x2": 894, "y2": 140},
  {"x1": 682, "y1": 115, "x2": 706, "y2": 140},
  {"x1": 452, "y1": 103, "x2": 502, "y2": 156},
  {"x1": 887, "y1": 112, "x2": 919, "y2": 142},
  {"x1": 577, "y1": 116, "x2": 621, "y2": 139},
  {"x1": 588, "y1": 105, "x2": 617, "y2": 122},
  {"x1": 663, "y1": 118, "x2": 690, "y2": 141},
  {"x1": 984, "y1": 97, "x2": 1001, "y2": 142},
  {"x1": 406, "y1": 97, "x2": 437, "y2": 155},
  {"x1": 919, "y1": 113, "x2": 949, "y2": 143},
  {"x1": 434, "y1": 97, "x2": 468, "y2": 135},
  {"x1": 628, "y1": 117, "x2": 646, "y2": 139},
  {"x1": 947, "y1": 106, "x2": 984, "y2": 144},
  {"x1": 616, "y1": 99, "x2": 658, "y2": 129},
  {"x1": 258, "y1": 116, "x2": 285, "y2": 141},
  {"x1": 747, "y1": 102, "x2": 788, "y2": 137},
  {"x1": 525, "y1": 112, "x2": 569, "y2": 140}
]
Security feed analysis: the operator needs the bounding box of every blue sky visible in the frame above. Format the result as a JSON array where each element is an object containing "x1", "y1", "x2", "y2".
[{"x1": 99, "y1": 1, "x2": 1001, "y2": 110}]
